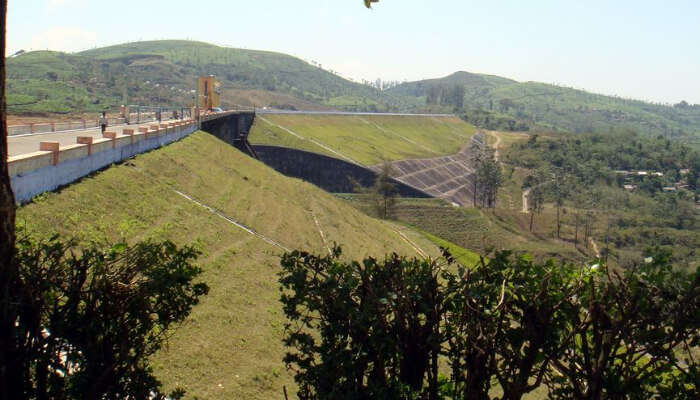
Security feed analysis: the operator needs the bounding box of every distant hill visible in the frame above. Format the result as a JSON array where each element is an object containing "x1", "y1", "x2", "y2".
[
  {"x1": 388, "y1": 71, "x2": 700, "y2": 144},
  {"x1": 7, "y1": 40, "x2": 700, "y2": 144},
  {"x1": 6, "y1": 40, "x2": 409, "y2": 114}
]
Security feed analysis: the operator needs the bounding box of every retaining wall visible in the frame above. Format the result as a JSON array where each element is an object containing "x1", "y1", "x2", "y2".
[
  {"x1": 253, "y1": 145, "x2": 431, "y2": 198},
  {"x1": 9, "y1": 120, "x2": 198, "y2": 203}
]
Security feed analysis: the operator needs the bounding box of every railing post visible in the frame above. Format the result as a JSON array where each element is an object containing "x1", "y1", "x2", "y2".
[
  {"x1": 40, "y1": 142, "x2": 60, "y2": 165},
  {"x1": 77, "y1": 137, "x2": 94, "y2": 155}
]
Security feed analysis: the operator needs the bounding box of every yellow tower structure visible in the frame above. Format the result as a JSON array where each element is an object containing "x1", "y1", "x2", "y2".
[{"x1": 197, "y1": 75, "x2": 221, "y2": 110}]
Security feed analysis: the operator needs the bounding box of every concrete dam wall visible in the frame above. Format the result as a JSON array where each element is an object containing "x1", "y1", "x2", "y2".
[
  {"x1": 252, "y1": 145, "x2": 431, "y2": 197},
  {"x1": 201, "y1": 112, "x2": 257, "y2": 156}
]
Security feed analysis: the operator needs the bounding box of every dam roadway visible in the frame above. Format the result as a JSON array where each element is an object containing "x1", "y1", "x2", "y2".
[{"x1": 7, "y1": 118, "x2": 181, "y2": 157}]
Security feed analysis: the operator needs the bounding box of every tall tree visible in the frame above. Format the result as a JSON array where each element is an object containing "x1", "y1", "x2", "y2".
[
  {"x1": 548, "y1": 168, "x2": 570, "y2": 239},
  {"x1": 527, "y1": 184, "x2": 545, "y2": 233},
  {"x1": 0, "y1": 0, "x2": 22, "y2": 398},
  {"x1": 373, "y1": 162, "x2": 399, "y2": 219},
  {"x1": 475, "y1": 151, "x2": 502, "y2": 210}
]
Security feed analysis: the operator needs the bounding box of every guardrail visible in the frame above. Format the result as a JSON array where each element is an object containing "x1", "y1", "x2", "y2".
[
  {"x1": 7, "y1": 107, "x2": 255, "y2": 136},
  {"x1": 9, "y1": 119, "x2": 198, "y2": 203},
  {"x1": 7, "y1": 105, "x2": 195, "y2": 137}
]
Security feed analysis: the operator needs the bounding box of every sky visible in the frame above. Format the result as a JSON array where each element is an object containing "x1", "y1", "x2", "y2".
[{"x1": 6, "y1": 0, "x2": 700, "y2": 104}]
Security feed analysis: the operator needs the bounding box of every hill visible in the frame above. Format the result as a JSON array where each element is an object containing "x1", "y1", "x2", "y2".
[
  {"x1": 6, "y1": 40, "x2": 410, "y2": 114},
  {"x1": 8, "y1": 40, "x2": 700, "y2": 144},
  {"x1": 16, "y1": 131, "x2": 448, "y2": 399},
  {"x1": 249, "y1": 113, "x2": 476, "y2": 165},
  {"x1": 388, "y1": 71, "x2": 700, "y2": 144}
]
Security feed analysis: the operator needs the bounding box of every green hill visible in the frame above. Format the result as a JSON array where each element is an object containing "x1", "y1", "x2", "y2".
[
  {"x1": 16, "y1": 131, "x2": 447, "y2": 399},
  {"x1": 249, "y1": 114, "x2": 476, "y2": 165},
  {"x1": 6, "y1": 40, "x2": 410, "y2": 114},
  {"x1": 388, "y1": 71, "x2": 700, "y2": 144},
  {"x1": 8, "y1": 40, "x2": 700, "y2": 144}
]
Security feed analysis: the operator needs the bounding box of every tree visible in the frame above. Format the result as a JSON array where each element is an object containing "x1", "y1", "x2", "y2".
[
  {"x1": 526, "y1": 176, "x2": 546, "y2": 233},
  {"x1": 0, "y1": 1, "x2": 22, "y2": 398},
  {"x1": 279, "y1": 246, "x2": 444, "y2": 400},
  {"x1": 446, "y1": 85, "x2": 465, "y2": 108},
  {"x1": 474, "y1": 151, "x2": 502, "y2": 209},
  {"x1": 353, "y1": 162, "x2": 399, "y2": 219},
  {"x1": 443, "y1": 251, "x2": 583, "y2": 400},
  {"x1": 547, "y1": 251, "x2": 700, "y2": 400},
  {"x1": 375, "y1": 163, "x2": 399, "y2": 219},
  {"x1": 280, "y1": 246, "x2": 699, "y2": 399},
  {"x1": 547, "y1": 167, "x2": 570, "y2": 239},
  {"x1": 13, "y1": 234, "x2": 209, "y2": 399}
]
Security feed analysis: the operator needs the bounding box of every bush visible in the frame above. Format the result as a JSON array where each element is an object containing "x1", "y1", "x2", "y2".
[
  {"x1": 11, "y1": 233, "x2": 209, "y2": 399},
  {"x1": 280, "y1": 246, "x2": 699, "y2": 400}
]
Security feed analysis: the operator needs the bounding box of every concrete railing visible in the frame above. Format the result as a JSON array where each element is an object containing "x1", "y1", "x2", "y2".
[
  {"x1": 8, "y1": 117, "x2": 129, "y2": 136},
  {"x1": 9, "y1": 120, "x2": 199, "y2": 203}
]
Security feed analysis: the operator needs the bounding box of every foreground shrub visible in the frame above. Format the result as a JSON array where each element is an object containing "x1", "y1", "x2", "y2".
[
  {"x1": 280, "y1": 247, "x2": 699, "y2": 400},
  {"x1": 11, "y1": 233, "x2": 209, "y2": 399}
]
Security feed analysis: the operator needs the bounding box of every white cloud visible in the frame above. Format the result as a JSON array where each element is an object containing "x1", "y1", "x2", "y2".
[{"x1": 30, "y1": 26, "x2": 98, "y2": 53}]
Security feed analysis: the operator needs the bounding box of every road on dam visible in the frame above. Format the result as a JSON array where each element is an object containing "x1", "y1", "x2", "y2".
[{"x1": 8, "y1": 118, "x2": 180, "y2": 157}]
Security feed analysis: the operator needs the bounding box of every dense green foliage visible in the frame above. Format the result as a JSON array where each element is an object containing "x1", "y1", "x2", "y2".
[
  {"x1": 11, "y1": 233, "x2": 209, "y2": 399},
  {"x1": 509, "y1": 132, "x2": 699, "y2": 191},
  {"x1": 503, "y1": 132, "x2": 699, "y2": 269},
  {"x1": 280, "y1": 246, "x2": 699, "y2": 400}
]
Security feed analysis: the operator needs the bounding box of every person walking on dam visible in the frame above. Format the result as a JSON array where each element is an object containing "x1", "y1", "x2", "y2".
[{"x1": 100, "y1": 111, "x2": 108, "y2": 134}]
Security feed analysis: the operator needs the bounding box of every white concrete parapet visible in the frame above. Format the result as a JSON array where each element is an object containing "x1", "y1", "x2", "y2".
[{"x1": 9, "y1": 120, "x2": 198, "y2": 203}]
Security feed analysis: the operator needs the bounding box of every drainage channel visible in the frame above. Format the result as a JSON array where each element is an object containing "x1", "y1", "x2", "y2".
[{"x1": 174, "y1": 190, "x2": 290, "y2": 252}]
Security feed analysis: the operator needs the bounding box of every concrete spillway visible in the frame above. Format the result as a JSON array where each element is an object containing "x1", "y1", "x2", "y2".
[{"x1": 369, "y1": 133, "x2": 485, "y2": 206}]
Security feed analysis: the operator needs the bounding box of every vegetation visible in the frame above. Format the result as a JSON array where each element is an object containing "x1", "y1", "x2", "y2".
[
  {"x1": 388, "y1": 71, "x2": 700, "y2": 144},
  {"x1": 5, "y1": 40, "x2": 411, "y2": 115},
  {"x1": 280, "y1": 246, "x2": 699, "y2": 399},
  {"x1": 1, "y1": 2, "x2": 21, "y2": 399},
  {"x1": 352, "y1": 162, "x2": 399, "y2": 219},
  {"x1": 249, "y1": 114, "x2": 476, "y2": 165},
  {"x1": 473, "y1": 150, "x2": 503, "y2": 209},
  {"x1": 8, "y1": 39, "x2": 699, "y2": 148},
  {"x1": 15, "y1": 131, "x2": 441, "y2": 399},
  {"x1": 501, "y1": 131, "x2": 700, "y2": 269},
  {"x1": 13, "y1": 233, "x2": 208, "y2": 399},
  {"x1": 339, "y1": 196, "x2": 586, "y2": 263}
]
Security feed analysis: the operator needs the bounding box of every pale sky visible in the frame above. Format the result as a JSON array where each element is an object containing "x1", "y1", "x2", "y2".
[{"x1": 7, "y1": 0, "x2": 700, "y2": 104}]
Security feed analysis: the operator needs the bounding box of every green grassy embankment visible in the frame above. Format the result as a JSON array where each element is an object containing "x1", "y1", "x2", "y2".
[
  {"x1": 16, "y1": 131, "x2": 443, "y2": 399},
  {"x1": 338, "y1": 195, "x2": 587, "y2": 264},
  {"x1": 249, "y1": 114, "x2": 476, "y2": 165}
]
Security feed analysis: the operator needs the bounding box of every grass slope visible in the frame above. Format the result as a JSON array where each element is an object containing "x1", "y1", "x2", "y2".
[
  {"x1": 16, "y1": 131, "x2": 441, "y2": 399},
  {"x1": 339, "y1": 195, "x2": 587, "y2": 264},
  {"x1": 249, "y1": 114, "x2": 476, "y2": 165}
]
